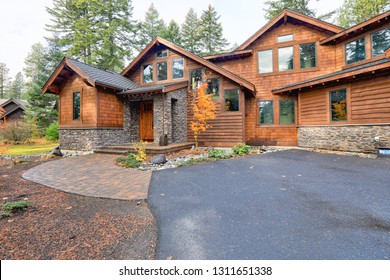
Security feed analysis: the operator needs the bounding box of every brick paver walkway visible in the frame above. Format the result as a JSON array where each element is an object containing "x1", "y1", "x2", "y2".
[{"x1": 22, "y1": 154, "x2": 151, "y2": 200}]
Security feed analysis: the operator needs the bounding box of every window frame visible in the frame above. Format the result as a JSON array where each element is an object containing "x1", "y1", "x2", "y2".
[
  {"x1": 258, "y1": 100, "x2": 274, "y2": 125},
  {"x1": 371, "y1": 27, "x2": 390, "y2": 58},
  {"x1": 299, "y1": 42, "x2": 317, "y2": 69},
  {"x1": 142, "y1": 64, "x2": 153, "y2": 84},
  {"x1": 278, "y1": 99, "x2": 296, "y2": 125},
  {"x1": 277, "y1": 34, "x2": 294, "y2": 43},
  {"x1": 172, "y1": 58, "x2": 184, "y2": 80},
  {"x1": 73, "y1": 92, "x2": 81, "y2": 121},
  {"x1": 278, "y1": 46, "x2": 294, "y2": 72},
  {"x1": 329, "y1": 88, "x2": 348, "y2": 122},
  {"x1": 258, "y1": 49, "x2": 274, "y2": 74},
  {"x1": 206, "y1": 78, "x2": 221, "y2": 100},
  {"x1": 189, "y1": 68, "x2": 203, "y2": 90},
  {"x1": 156, "y1": 49, "x2": 168, "y2": 58},
  {"x1": 224, "y1": 89, "x2": 240, "y2": 112},
  {"x1": 345, "y1": 37, "x2": 366, "y2": 65},
  {"x1": 157, "y1": 61, "x2": 168, "y2": 81}
]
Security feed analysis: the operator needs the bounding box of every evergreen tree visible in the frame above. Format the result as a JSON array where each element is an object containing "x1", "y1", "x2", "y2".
[
  {"x1": 137, "y1": 3, "x2": 166, "y2": 50},
  {"x1": 263, "y1": 0, "x2": 336, "y2": 21},
  {"x1": 23, "y1": 43, "x2": 59, "y2": 131},
  {"x1": 336, "y1": 0, "x2": 390, "y2": 28},
  {"x1": 161, "y1": 20, "x2": 181, "y2": 46},
  {"x1": 199, "y1": 5, "x2": 229, "y2": 56},
  {"x1": 181, "y1": 8, "x2": 202, "y2": 55},
  {"x1": 10, "y1": 72, "x2": 24, "y2": 99},
  {"x1": 0, "y1": 62, "x2": 10, "y2": 99}
]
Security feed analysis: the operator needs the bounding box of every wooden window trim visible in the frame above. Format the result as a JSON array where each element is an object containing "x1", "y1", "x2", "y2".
[
  {"x1": 345, "y1": 36, "x2": 366, "y2": 65},
  {"x1": 277, "y1": 34, "x2": 294, "y2": 43},
  {"x1": 142, "y1": 64, "x2": 154, "y2": 84},
  {"x1": 371, "y1": 27, "x2": 390, "y2": 58},
  {"x1": 257, "y1": 99, "x2": 275, "y2": 126},
  {"x1": 257, "y1": 49, "x2": 274, "y2": 75},
  {"x1": 224, "y1": 88, "x2": 240, "y2": 113},
  {"x1": 278, "y1": 45, "x2": 294, "y2": 72},
  {"x1": 172, "y1": 58, "x2": 184, "y2": 80},
  {"x1": 299, "y1": 42, "x2": 317, "y2": 70},
  {"x1": 329, "y1": 88, "x2": 349, "y2": 123},
  {"x1": 156, "y1": 49, "x2": 168, "y2": 59},
  {"x1": 73, "y1": 91, "x2": 81, "y2": 121},
  {"x1": 157, "y1": 61, "x2": 168, "y2": 81},
  {"x1": 278, "y1": 99, "x2": 296, "y2": 125},
  {"x1": 189, "y1": 68, "x2": 203, "y2": 90}
]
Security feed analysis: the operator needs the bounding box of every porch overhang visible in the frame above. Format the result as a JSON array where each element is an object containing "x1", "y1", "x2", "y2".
[{"x1": 118, "y1": 81, "x2": 189, "y2": 95}]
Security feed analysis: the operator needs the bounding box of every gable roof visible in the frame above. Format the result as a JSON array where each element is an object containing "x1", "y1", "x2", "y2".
[
  {"x1": 42, "y1": 58, "x2": 139, "y2": 94},
  {"x1": 0, "y1": 98, "x2": 28, "y2": 118},
  {"x1": 121, "y1": 36, "x2": 256, "y2": 95},
  {"x1": 272, "y1": 57, "x2": 390, "y2": 94},
  {"x1": 236, "y1": 9, "x2": 343, "y2": 51},
  {"x1": 320, "y1": 10, "x2": 390, "y2": 45}
]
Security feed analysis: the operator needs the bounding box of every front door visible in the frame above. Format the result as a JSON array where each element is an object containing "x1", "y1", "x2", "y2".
[{"x1": 139, "y1": 101, "x2": 154, "y2": 142}]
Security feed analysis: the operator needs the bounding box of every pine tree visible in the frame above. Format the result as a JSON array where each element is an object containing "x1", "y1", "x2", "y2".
[
  {"x1": 199, "y1": 5, "x2": 229, "y2": 56},
  {"x1": 336, "y1": 0, "x2": 390, "y2": 28},
  {"x1": 263, "y1": 0, "x2": 336, "y2": 21},
  {"x1": 161, "y1": 20, "x2": 181, "y2": 46},
  {"x1": 10, "y1": 72, "x2": 24, "y2": 99},
  {"x1": 137, "y1": 3, "x2": 166, "y2": 50},
  {"x1": 23, "y1": 43, "x2": 59, "y2": 131},
  {"x1": 181, "y1": 8, "x2": 202, "y2": 55},
  {"x1": 0, "y1": 62, "x2": 10, "y2": 99}
]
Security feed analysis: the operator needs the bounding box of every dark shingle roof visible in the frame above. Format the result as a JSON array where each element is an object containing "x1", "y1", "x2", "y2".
[
  {"x1": 119, "y1": 81, "x2": 188, "y2": 95},
  {"x1": 273, "y1": 57, "x2": 390, "y2": 92},
  {"x1": 67, "y1": 58, "x2": 139, "y2": 90}
]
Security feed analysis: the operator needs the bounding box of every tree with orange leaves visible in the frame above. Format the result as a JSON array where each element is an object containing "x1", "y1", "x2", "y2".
[
  {"x1": 190, "y1": 82, "x2": 216, "y2": 147},
  {"x1": 0, "y1": 106, "x2": 5, "y2": 129}
]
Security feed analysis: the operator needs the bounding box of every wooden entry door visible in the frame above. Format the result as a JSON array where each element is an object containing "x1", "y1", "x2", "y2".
[{"x1": 139, "y1": 101, "x2": 154, "y2": 142}]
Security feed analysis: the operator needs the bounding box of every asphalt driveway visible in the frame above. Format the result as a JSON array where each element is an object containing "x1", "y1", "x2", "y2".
[{"x1": 148, "y1": 150, "x2": 390, "y2": 260}]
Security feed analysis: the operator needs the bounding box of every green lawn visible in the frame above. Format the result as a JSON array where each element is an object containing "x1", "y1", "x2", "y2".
[{"x1": 3, "y1": 141, "x2": 58, "y2": 156}]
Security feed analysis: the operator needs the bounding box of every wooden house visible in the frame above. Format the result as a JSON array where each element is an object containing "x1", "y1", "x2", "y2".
[
  {"x1": 43, "y1": 10, "x2": 390, "y2": 153},
  {"x1": 0, "y1": 98, "x2": 28, "y2": 125}
]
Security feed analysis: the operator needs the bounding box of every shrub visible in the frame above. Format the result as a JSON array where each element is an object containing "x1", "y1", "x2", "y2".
[
  {"x1": 45, "y1": 122, "x2": 59, "y2": 141},
  {"x1": 132, "y1": 141, "x2": 147, "y2": 162},
  {"x1": 232, "y1": 143, "x2": 251, "y2": 155},
  {"x1": 3, "y1": 201, "x2": 30, "y2": 212},
  {"x1": 2, "y1": 121, "x2": 33, "y2": 144},
  {"x1": 208, "y1": 149, "x2": 231, "y2": 159},
  {"x1": 117, "y1": 153, "x2": 141, "y2": 168}
]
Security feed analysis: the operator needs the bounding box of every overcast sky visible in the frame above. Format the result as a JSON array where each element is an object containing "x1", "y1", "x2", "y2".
[{"x1": 0, "y1": 0, "x2": 343, "y2": 78}]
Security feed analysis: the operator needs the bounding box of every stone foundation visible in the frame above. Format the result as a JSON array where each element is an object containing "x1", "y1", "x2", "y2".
[
  {"x1": 298, "y1": 125, "x2": 390, "y2": 153},
  {"x1": 59, "y1": 128, "x2": 129, "y2": 150}
]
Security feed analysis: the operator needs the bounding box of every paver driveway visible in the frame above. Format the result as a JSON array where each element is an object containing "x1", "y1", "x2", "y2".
[{"x1": 148, "y1": 150, "x2": 390, "y2": 260}]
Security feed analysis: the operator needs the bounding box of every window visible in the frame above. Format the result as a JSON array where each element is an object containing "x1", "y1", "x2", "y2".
[
  {"x1": 157, "y1": 62, "x2": 168, "y2": 81},
  {"x1": 371, "y1": 27, "x2": 390, "y2": 57},
  {"x1": 278, "y1": 46, "x2": 294, "y2": 71},
  {"x1": 143, "y1": 64, "x2": 153, "y2": 83},
  {"x1": 156, "y1": 50, "x2": 168, "y2": 58},
  {"x1": 330, "y1": 89, "x2": 347, "y2": 122},
  {"x1": 207, "y1": 78, "x2": 220, "y2": 100},
  {"x1": 300, "y1": 43, "x2": 316, "y2": 69},
  {"x1": 190, "y1": 69, "x2": 202, "y2": 89},
  {"x1": 172, "y1": 59, "x2": 184, "y2": 79},
  {"x1": 258, "y1": 50, "x2": 273, "y2": 73},
  {"x1": 73, "y1": 92, "x2": 80, "y2": 120},
  {"x1": 258, "y1": 101, "x2": 274, "y2": 124},
  {"x1": 279, "y1": 100, "x2": 295, "y2": 124},
  {"x1": 346, "y1": 37, "x2": 365, "y2": 64},
  {"x1": 278, "y1": 34, "x2": 293, "y2": 43},
  {"x1": 224, "y1": 89, "x2": 240, "y2": 112}
]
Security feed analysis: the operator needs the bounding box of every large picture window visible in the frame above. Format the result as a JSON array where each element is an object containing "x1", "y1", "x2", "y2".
[
  {"x1": 279, "y1": 100, "x2": 295, "y2": 124},
  {"x1": 143, "y1": 64, "x2": 153, "y2": 83},
  {"x1": 157, "y1": 62, "x2": 168, "y2": 81},
  {"x1": 371, "y1": 27, "x2": 390, "y2": 57},
  {"x1": 330, "y1": 89, "x2": 347, "y2": 122},
  {"x1": 224, "y1": 89, "x2": 240, "y2": 112},
  {"x1": 172, "y1": 59, "x2": 184, "y2": 79},
  {"x1": 73, "y1": 92, "x2": 80, "y2": 120},
  {"x1": 258, "y1": 50, "x2": 273, "y2": 73},
  {"x1": 190, "y1": 69, "x2": 202, "y2": 89},
  {"x1": 278, "y1": 46, "x2": 294, "y2": 71},
  {"x1": 207, "y1": 78, "x2": 220, "y2": 100},
  {"x1": 300, "y1": 43, "x2": 316, "y2": 69},
  {"x1": 346, "y1": 37, "x2": 365, "y2": 64},
  {"x1": 258, "y1": 101, "x2": 274, "y2": 124}
]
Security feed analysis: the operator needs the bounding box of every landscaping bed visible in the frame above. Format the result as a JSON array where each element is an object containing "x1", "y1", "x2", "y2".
[{"x1": 0, "y1": 158, "x2": 156, "y2": 260}]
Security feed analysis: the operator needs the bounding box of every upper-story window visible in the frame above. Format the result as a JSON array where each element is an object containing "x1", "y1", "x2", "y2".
[
  {"x1": 277, "y1": 34, "x2": 293, "y2": 43},
  {"x1": 207, "y1": 78, "x2": 220, "y2": 100},
  {"x1": 278, "y1": 46, "x2": 294, "y2": 71},
  {"x1": 190, "y1": 69, "x2": 202, "y2": 89},
  {"x1": 156, "y1": 50, "x2": 168, "y2": 58},
  {"x1": 157, "y1": 62, "x2": 168, "y2": 81},
  {"x1": 143, "y1": 64, "x2": 153, "y2": 83},
  {"x1": 258, "y1": 50, "x2": 273, "y2": 73},
  {"x1": 172, "y1": 59, "x2": 184, "y2": 79},
  {"x1": 300, "y1": 43, "x2": 316, "y2": 69},
  {"x1": 345, "y1": 37, "x2": 365, "y2": 65},
  {"x1": 371, "y1": 27, "x2": 390, "y2": 57}
]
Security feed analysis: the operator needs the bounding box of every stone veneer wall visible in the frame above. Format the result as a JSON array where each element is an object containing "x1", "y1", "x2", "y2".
[
  {"x1": 298, "y1": 125, "x2": 390, "y2": 153},
  {"x1": 59, "y1": 128, "x2": 128, "y2": 150}
]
